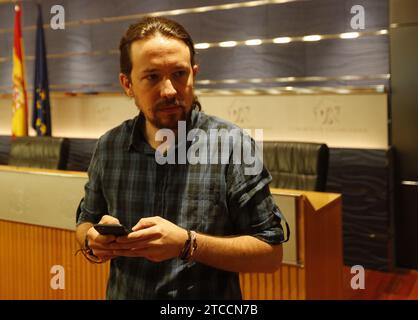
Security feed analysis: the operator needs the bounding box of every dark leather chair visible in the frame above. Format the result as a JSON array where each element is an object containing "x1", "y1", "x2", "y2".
[
  {"x1": 263, "y1": 141, "x2": 329, "y2": 191},
  {"x1": 8, "y1": 136, "x2": 69, "y2": 170}
]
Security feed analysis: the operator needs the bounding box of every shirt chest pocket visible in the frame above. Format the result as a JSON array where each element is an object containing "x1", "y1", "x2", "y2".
[{"x1": 180, "y1": 185, "x2": 230, "y2": 234}]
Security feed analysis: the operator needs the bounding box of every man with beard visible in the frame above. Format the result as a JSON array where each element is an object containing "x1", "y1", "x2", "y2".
[{"x1": 76, "y1": 17, "x2": 287, "y2": 299}]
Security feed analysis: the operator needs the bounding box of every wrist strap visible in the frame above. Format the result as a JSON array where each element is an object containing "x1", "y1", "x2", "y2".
[{"x1": 75, "y1": 235, "x2": 105, "y2": 264}]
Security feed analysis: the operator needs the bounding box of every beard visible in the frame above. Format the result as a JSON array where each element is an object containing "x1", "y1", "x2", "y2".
[{"x1": 148, "y1": 97, "x2": 191, "y2": 130}]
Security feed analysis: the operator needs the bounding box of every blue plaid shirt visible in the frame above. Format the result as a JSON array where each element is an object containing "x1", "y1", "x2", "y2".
[{"x1": 77, "y1": 109, "x2": 285, "y2": 299}]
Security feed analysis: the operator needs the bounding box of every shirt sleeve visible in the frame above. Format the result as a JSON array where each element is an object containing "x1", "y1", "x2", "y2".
[
  {"x1": 226, "y1": 135, "x2": 287, "y2": 245},
  {"x1": 76, "y1": 140, "x2": 108, "y2": 226}
]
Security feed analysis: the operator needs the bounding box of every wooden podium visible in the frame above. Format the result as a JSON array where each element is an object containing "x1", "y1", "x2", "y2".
[
  {"x1": 239, "y1": 188, "x2": 343, "y2": 300},
  {"x1": 0, "y1": 166, "x2": 342, "y2": 299}
]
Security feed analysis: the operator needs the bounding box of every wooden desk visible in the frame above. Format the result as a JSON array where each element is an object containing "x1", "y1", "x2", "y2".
[
  {"x1": 239, "y1": 188, "x2": 343, "y2": 299},
  {"x1": 0, "y1": 165, "x2": 109, "y2": 300},
  {"x1": 0, "y1": 166, "x2": 342, "y2": 299}
]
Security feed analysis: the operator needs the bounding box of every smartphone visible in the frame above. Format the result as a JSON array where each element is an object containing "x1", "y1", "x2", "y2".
[{"x1": 93, "y1": 223, "x2": 130, "y2": 236}]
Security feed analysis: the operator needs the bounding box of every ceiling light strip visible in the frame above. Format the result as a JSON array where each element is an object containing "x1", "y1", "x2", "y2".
[
  {"x1": 390, "y1": 22, "x2": 418, "y2": 29},
  {"x1": 0, "y1": 85, "x2": 386, "y2": 97},
  {"x1": 0, "y1": 76, "x2": 390, "y2": 92},
  {"x1": 0, "y1": 29, "x2": 389, "y2": 62},
  {"x1": 196, "y1": 74, "x2": 390, "y2": 85},
  {"x1": 195, "y1": 85, "x2": 386, "y2": 95},
  {"x1": 401, "y1": 181, "x2": 418, "y2": 186},
  {"x1": 194, "y1": 29, "x2": 388, "y2": 49}
]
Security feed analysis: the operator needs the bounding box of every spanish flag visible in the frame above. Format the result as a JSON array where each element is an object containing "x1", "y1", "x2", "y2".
[{"x1": 11, "y1": 4, "x2": 28, "y2": 137}]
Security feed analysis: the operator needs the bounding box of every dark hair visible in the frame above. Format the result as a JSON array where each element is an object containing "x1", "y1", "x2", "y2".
[
  {"x1": 119, "y1": 16, "x2": 201, "y2": 111},
  {"x1": 119, "y1": 16, "x2": 196, "y2": 77}
]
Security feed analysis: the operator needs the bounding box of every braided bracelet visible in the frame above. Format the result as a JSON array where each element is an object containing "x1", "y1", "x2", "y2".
[{"x1": 180, "y1": 229, "x2": 192, "y2": 260}]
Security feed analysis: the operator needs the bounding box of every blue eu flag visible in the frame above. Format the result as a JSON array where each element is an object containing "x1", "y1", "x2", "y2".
[{"x1": 32, "y1": 4, "x2": 51, "y2": 136}]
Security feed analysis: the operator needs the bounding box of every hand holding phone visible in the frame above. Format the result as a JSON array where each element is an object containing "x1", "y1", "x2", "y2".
[{"x1": 93, "y1": 223, "x2": 130, "y2": 236}]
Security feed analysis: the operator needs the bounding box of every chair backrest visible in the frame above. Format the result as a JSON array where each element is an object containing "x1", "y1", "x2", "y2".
[
  {"x1": 263, "y1": 141, "x2": 329, "y2": 191},
  {"x1": 9, "y1": 136, "x2": 69, "y2": 170}
]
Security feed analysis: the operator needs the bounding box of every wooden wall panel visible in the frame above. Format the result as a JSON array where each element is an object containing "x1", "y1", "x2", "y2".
[
  {"x1": 239, "y1": 265, "x2": 306, "y2": 300},
  {"x1": 326, "y1": 148, "x2": 394, "y2": 271},
  {"x1": 0, "y1": 219, "x2": 109, "y2": 300},
  {"x1": 390, "y1": 0, "x2": 418, "y2": 270}
]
